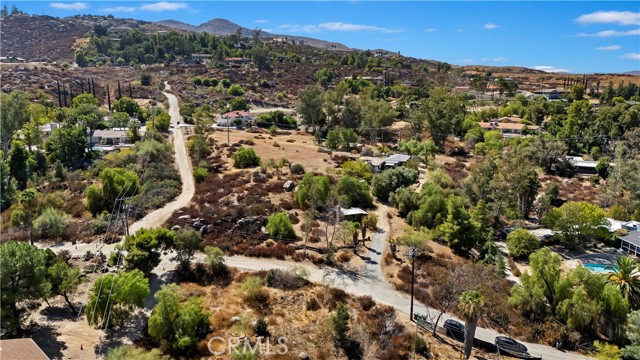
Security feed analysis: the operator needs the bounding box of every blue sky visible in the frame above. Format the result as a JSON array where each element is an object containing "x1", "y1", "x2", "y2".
[{"x1": 10, "y1": 1, "x2": 640, "y2": 73}]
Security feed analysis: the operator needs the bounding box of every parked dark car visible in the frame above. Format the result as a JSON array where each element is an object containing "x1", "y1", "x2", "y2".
[
  {"x1": 443, "y1": 319, "x2": 464, "y2": 339},
  {"x1": 495, "y1": 336, "x2": 528, "y2": 356}
]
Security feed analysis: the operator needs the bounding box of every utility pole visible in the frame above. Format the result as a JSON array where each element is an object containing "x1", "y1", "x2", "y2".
[{"x1": 409, "y1": 247, "x2": 417, "y2": 321}]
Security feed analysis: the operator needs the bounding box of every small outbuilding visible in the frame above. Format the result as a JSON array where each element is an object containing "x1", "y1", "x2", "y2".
[{"x1": 0, "y1": 338, "x2": 50, "y2": 360}]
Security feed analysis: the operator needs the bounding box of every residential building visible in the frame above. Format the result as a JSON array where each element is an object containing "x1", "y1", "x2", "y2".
[
  {"x1": 360, "y1": 153, "x2": 411, "y2": 173},
  {"x1": 564, "y1": 156, "x2": 614, "y2": 174},
  {"x1": 478, "y1": 121, "x2": 540, "y2": 138},
  {"x1": 38, "y1": 122, "x2": 62, "y2": 140},
  {"x1": 89, "y1": 128, "x2": 146, "y2": 146},
  {"x1": 0, "y1": 338, "x2": 50, "y2": 360},
  {"x1": 217, "y1": 111, "x2": 256, "y2": 127},
  {"x1": 621, "y1": 230, "x2": 640, "y2": 257},
  {"x1": 223, "y1": 57, "x2": 251, "y2": 67}
]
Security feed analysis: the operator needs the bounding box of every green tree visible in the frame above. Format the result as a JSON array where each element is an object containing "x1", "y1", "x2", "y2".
[
  {"x1": 599, "y1": 284, "x2": 630, "y2": 341},
  {"x1": 623, "y1": 311, "x2": 640, "y2": 359},
  {"x1": 0, "y1": 152, "x2": 16, "y2": 209},
  {"x1": 10, "y1": 188, "x2": 40, "y2": 244},
  {"x1": 607, "y1": 256, "x2": 640, "y2": 307},
  {"x1": 297, "y1": 85, "x2": 326, "y2": 133},
  {"x1": 295, "y1": 174, "x2": 330, "y2": 209},
  {"x1": 359, "y1": 98, "x2": 397, "y2": 143},
  {"x1": 86, "y1": 270, "x2": 150, "y2": 328},
  {"x1": 232, "y1": 147, "x2": 261, "y2": 168},
  {"x1": 148, "y1": 284, "x2": 210, "y2": 355},
  {"x1": 266, "y1": 211, "x2": 296, "y2": 240},
  {"x1": 204, "y1": 246, "x2": 226, "y2": 274},
  {"x1": 0, "y1": 241, "x2": 50, "y2": 334},
  {"x1": 542, "y1": 201, "x2": 608, "y2": 248},
  {"x1": 113, "y1": 97, "x2": 141, "y2": 117},
  {"x1": 509, "y1": 247, "x2": 562, "y2": 318},
  {"x1": 506, "y1": 229, "x2": 539, "y2": 259},
  {"x1": 334, "y1": 175, "x2": 373, "y2": 208},
  {"x1": 8, "y1": 140, "x2": 29, "y2": 189},
  {"x1": 112, "y1": 112, "x2": 131, "y2": 128},
  {"x1": 0, "y1": 91, "x2": 30, "y2": 153},
  {"x1": 371, "y1": 167, "x2": 419, "y2": 202},
  {"x1": 174, "y1": 228, "x2": 201, "y2": 266},
  {"x1": 98, "y1": 167, "x2": 140, "y2": 212},
  {"x1": 341, "y1": 160, "x2": 372, "y2": 182},
  {"x1": 33, "y1": 207, "x2": 69, "y2": 239},
  {"x1": 459, "y1": 290, "x2": 484, "y2": 360},
  {"x1": 105, "y1": 345, "x2": 164, "y2": 360},
  {"x1": 45, "y1": 124, "x2": 87, "y2": 166},
  {"x1": 47, "y1": 260, "x2": 81, "y2": 315},
  {"x1": 420, "y1": 88, "x2": 466, "y2": 148},
  {"x1": 124, "y1": 228, "x2": 176, "y2": 275},
  {"x1": 439, "y1": 195, "x2": 481, "y2": 252},
  {"x1": 331, "y1": 303, "x2": 350, "y2": 343},
  {"x1": 73, "y1": 93, "x2": 99, "y2": 108}
]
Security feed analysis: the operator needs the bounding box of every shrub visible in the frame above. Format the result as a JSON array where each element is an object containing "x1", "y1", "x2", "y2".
[
  {"x1": 237, "y1": 276, "x2": 268, "y2": 307},
  {"x1": 193, "y1": 167, "x2": 208, "y2": 183},
  {"x1": 265, "y1": 269, "x2": 306, "y2": 290},
  {"x1": 221, "y1": 79, "x2": 232, "y2": 88},
  {"x1": 306, "y1": 297, "x2": 321, "y2": 311},
  {"x1": 506, "y1": 229, "x2": 539, "y2": 258},
  {"x1": 335, "y1": 176, "x2": 373, "y2": 208},
  {"x1": 228, "y1": 84, "x2": 244, "y2": 96},
  {"x1": 357, "y1": 295, "x2": 376, "y2": 311},
  {"x1": 269, "y1": 125, "x2": 278, "y2": 136},
  {"x1": 254, "y1": 318, "x2": 269, "y2": 337},
  {"x1": 286, "y1": 164, "x2": 303, "y2": 176},
  {"x1": 413, "y1": 336, "x2": 429, "y2": 357},
  {"x1": 372, "y1": 167, "x2": 419, "y2": 202},
  {"x1": 266, "y1": 212, "x2": 296, "y2": 240},
  {"x1": 232, "y1": 147, "x2": 261, "y2": 168},
  {"x1": 140, "y1": 74, "x2": 152, "y2": 86},
  {"x1": 34, "y1": 208, "x2": 69, "y2": 239},
  {"x1": 331, "y1": 303, "x2": 350, "y2": 342}
]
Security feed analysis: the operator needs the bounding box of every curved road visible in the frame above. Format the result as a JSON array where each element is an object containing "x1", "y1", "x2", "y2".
[{"x1": 45, "y1": 86, "x2": 588, "y2": 360}]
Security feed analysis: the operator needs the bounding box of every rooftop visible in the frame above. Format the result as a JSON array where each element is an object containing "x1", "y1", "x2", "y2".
[
  {"x1": 622, "y1": 230, "x2": 640, "y2": 247},
  {"x1": 221, "y1": 111, "x2": 253, "y2": 118},
  {"x1": 385, "y1": 154, "x2": 411, "y2": 163},
  {"x1": 0, "y1": 338, "x2": 50, "y2": 360},
  {"x1": 478, "y1": 122, "x2": 540, "y2": 131},
  {"x1": 340, "y1": 207, "x2": 368, "y2": 217}
]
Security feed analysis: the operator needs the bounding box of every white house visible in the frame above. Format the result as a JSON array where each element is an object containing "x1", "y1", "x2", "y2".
[
  {"x1": 217, "y1": 111, "x2": 256, "y2": 127},
  {"x1": 89, "y1": 128, "x2": 146, "y2": 146},
  {"x1": 39, "y1": 122, "x2": 62, "y2": 140}
]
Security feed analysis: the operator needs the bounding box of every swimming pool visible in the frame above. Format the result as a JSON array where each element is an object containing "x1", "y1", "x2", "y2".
[{"x1": 583, "y1": 263, "x2": 617, "y2": 273}]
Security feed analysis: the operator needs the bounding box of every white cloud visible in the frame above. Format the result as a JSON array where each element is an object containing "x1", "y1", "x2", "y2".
[
  {"x1": 102, "y1": 6, "x2": 135, "y2": 13},
  {"x1": 577, "y1": 29, "x2": 640, "y2": 37},
  {"x1": 49, "y1": 2, "x2": 88, "y2": 10},
  {"x1": 481, "y1": 57, "x2": 508, "y2": 62},
  {"x1": 457, "y1": 59, "x2": 475, "y2": 64},
  {"x1": 531, "y1": 65, "x2": 571, "y2": 73},
  {"x1": 276, "y1": 22, "x2": 401, "y2": 34},
  {"x1": 484, "y1": 23, "x2": 499, "y2": 30},
  {"x1": 596, "y1": 45, "x2": 621, "y2": 51},
  {"x1": 140, "y1": 2, "x2": 189, "y2": 12},
  {"x1": 424, "y1": 28, "x2": 436, "y2": 33},
  {"x1": 254, "y1": 20, "x2": 269, "y2": 24},
  {"x1": 318, "y1": 22, "x2": 402, "y2": 33},
  {"x1": 576, "y1": 11, "x2": 640, "y2": 26},
  {"x1": 620, "y1": 52, "x2": 640, "y2": 60}
]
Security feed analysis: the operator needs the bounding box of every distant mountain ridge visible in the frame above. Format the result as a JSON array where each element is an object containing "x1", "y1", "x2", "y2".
[{"x1": 156, "y1": 18, "x2": 350, "y2": 51}]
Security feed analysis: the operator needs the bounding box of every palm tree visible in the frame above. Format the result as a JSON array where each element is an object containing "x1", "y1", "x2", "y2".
[
  {"x1": 459, "y1": 290, "x2": 484, "y2": 360},
  {"x1": 607, "y1": 256, "x2": 640, "y2": 307}
]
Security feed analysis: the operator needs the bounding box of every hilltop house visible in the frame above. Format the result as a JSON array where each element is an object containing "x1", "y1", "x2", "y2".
[
  {"x1": 89, "y1": 128, "x2": 146, "y2": 146},
  {"x1": 216, "y1": 111, "x2": 256, "y2": 127},
  {"x1": 359, "y1": 153, "x2": 411, "y2": 173},
  {"x1": 478, "y1": 121, "x2": 539, "y2": 138},
  {"x1": 224, "y1": 57, "x2": 251, "y2": 67}
]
